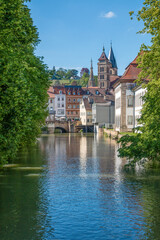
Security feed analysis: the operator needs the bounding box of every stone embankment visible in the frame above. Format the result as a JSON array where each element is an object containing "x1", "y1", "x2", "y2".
[{"x1": 103, "y1": 129, "x2": 122, "y2": 140}]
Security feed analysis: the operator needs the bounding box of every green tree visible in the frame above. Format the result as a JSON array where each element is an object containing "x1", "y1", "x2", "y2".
[
  {"x1": 0, "y1": 0, "x2": 49, "y2": 164},
  {"x1": 118, "y1": 0, "x2": 160, "y2": 168},
  {"x1": 79, "y1": 72, "x2": 89, "y2": 87},
  {"x1": 65, "y1": 69, "x2": 78, "y2": 79},
  {"x1": 55, "y1": 68, "x2": 67, "y2": 79},
  {"x1": 48, "y1": 66, "x2": 56, "y2": 80}
]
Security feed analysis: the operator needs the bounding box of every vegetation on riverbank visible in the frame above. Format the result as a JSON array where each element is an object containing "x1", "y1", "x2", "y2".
[
  {"x1": 118, "y1": 0, "x2": 160, "y2": 168},
  {"x1": 0, "y1": 0, "x2": 50, "y2": 164}
]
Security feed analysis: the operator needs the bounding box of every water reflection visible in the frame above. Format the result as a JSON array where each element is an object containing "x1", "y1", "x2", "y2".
[{"x1": 0, "y1": 134, "x2": 160, "y2": 239}]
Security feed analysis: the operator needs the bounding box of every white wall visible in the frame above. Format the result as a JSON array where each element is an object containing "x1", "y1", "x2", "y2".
[
  {"x1": 54, "y1": 94, "x2": 66, "y2": 117},
  {"x1": 134, "y1": 87, "x2": 146, "y2": 127},
  {"x1": 115, "y1": 84, "x2": 121, "y2": 132}
]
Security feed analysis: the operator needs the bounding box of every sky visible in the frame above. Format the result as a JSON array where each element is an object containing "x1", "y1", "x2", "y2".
[{"x1": 28, "y1": 0, "x2": 151, "y2": 76}]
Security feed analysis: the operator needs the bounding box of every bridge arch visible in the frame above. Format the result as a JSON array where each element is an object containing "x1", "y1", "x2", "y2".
[{"x1": 54, "y1": 127, "x2": 67, "y2": 133}]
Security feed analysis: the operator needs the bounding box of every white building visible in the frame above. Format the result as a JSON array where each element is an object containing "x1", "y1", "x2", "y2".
[
  {"x1": 47, "y1": 87, "x2": 55, "y2": 115},
  {"x1": 134, "y1": 85, "x2": 146, "y2": 128},
  {"x1": 92, "y1": 101, "x2": 115, "y2": 133},
  {"x1": 113, "y1": 54, "x2": 148, "y2": 132},
  {"x1": 53, "y1": 87, "x2": 66, "y2": 118},
  {"x1": 80, "y1": 98, "x2": 93, "y2": 126}
]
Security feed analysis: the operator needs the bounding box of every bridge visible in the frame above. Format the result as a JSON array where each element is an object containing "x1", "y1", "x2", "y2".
[
  {"x1": 46, "y1": 119, "x2": 69, "y2": 133},
  {"x1": 45, "y1": 116, "x2": 94, "y2": 133}
]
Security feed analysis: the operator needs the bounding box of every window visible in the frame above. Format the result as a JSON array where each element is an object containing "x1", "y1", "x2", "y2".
[
  {"x1": 68, "y1": 112, "x2": 70, "y2": 115},
  {"x1": 59, "y1": 90, "x2": 62, "y2": 94},
  {"x1": 68, "y1": 92, "x2": 71, "y2": 95},
  {"x1": 78, "y1": 92, "x2": 80, "y2": 95},
  {"x1": 57, "y1": 109, "x2": 64, "y2": 115},
  {"x1": 127, "y1": 115, "x2": 133, "y2": 125},
  {"x1": 87, "y1": 119, "x2": 90, "y2": 122},
  {"x1": 100, "y1": 67, "x2": 104, "y2": 72},
  {"x1": 58, "y1": 97, "x2": 60, "y2": 101},
  {"x1": 71, "y1": 111, "x2": 73, "y2": 115},
  {"x1": 77, "y1": 105, "x2": 79, "y2": 108},
  {"x1": 77, "y1": 98, "x2": 81, "y2": 102},
  {"x1": 62, "y1": 97, "x2": 64, "y2": 101},
  {"x1": 73, "y1": 92, "x2": 75, "y2": 95},
  {"x1": 68, "y1": 98, "x2": 71, "y2": 103},
  {"x1": 73, "y1": 105, "x2": 76, "y2": 109},
  {"x1": 107, "y1": 67, "x2": 109, "y2": 73},
  {"x1": 100, "y1": 75, "x2": 104, "y2": 80},
  {"x1": 127, "y1": 95, "x2": 134, "y2": 107},
  {"x1": 62, "y1": 104, "x2": 64, "y2": 107},
  {"x1": 73, "y1": 99, "x2": 76, "y2": 102},
  {"x1": 96, "y1": 90, "x2": 99, "y2": 95},
  {"x1": 58, "y1": 103, "x2": 60, "y2": 108},
  {"x1": 50, "y1": 99, "x2": 53, "y2": 103},
  {"x1": 68, "y1": 104, "x2": 72, "y2": 109}
]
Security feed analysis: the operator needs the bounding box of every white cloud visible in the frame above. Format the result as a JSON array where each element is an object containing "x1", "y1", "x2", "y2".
[{"x1": 102, "y1": 11, "x2": 116, "y2": 19}]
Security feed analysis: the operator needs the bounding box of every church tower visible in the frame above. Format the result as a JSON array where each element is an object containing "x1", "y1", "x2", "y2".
[
  {"x1": 108, "y1": 43, "x2": 118, "y2": 75},
  {"x1": 98, "y1": 46, "x2": 112, "y2": 89},
  {"x1": 88, "y1": 59, "x2": 95, "y2": 87}
]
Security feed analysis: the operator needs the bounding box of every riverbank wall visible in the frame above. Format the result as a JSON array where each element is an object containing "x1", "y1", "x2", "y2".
[{"x1": 103, "y1": 129, "x2": 123, "y2": 140}]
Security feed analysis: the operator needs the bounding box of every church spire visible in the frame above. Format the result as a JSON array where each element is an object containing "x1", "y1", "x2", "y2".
[
  {"x1": 108, "y1": 44, "x2": 117, "y2": 69},
  {"x1": 88, "y1": 59, "x2": 95, "y2": 87}
]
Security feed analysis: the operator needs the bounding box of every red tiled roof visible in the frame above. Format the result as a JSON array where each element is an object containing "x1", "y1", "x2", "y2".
[
  {"x1": 47, "y1": 91, "x2": 55, "y2": 98},
  {"x1": 52, "y1": 86, "x2": 66, "y2": 94},
  {"x1": 47, "y1": 86, "x2": 55, "y2": 98},
  {"x1": 112, "y1": 53, "x2": 145, "y2": 88},
  {"x1": 121, "y1": 65, "x2": 141, "y2": 80}
]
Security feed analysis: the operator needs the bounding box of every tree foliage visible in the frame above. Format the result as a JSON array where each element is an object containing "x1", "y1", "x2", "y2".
[
  {"x1": 119, "y1": 0, "x2": 160, "y2": 167},
  {"x1": 49, "y1": 68, "x2": 79, "y2": 80},
  {"x1": 0, "y1": 0, "x2": 50, "y2": 164}
]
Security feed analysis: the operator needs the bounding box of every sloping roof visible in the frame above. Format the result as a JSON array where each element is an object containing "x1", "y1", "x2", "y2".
[
  {"x1": 47, "y1": 91, "x2": 55, "y2": 98},
  {"x1": 47, "y1": 86, "x2": 55, "y2": 98},
  {"x1": 112, "y1": 54, "x2": 142, "y2": 88},
  {"x1": 110, "y1": 75, "x2": 120, "y2": 87},
  {"x1": 82, "y1": 87, "x2": 115, "y2": 101},
  {"x1": 52, "y1": 86, "x2": 66, "y2": 94},
  {"x1": 108, "y1": 46, "x2": 117, "y2": 69},
  {"x1": 98, "y1": 51, "x2": 108, "y2": 61},
  {"x1": 83, "y1": 98, "x2": 92, "y2": 110}
]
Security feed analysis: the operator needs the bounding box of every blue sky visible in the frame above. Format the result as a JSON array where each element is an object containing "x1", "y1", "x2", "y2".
[{"x1": 28, "y1": 0, "x2": 151, "y2": 76}]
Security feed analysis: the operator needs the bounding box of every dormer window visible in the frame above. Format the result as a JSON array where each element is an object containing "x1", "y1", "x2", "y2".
[
  {"x1": 87, "y1": 91, "x2": 89, "y2": 94},
  {"x1": 68, "y1": 92, "x2": 71, "y2": 95},
  {"x1": 96, "y1": 90, "x2": 99, "y2": 95},
  {"x1": 73, "y1": 92, "x2": 75, "y2": 95},
  {"x1": 59, "y1": 90, "x2": 62, "y2": 94}
]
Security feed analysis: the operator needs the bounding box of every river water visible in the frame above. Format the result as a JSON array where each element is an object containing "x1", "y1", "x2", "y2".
[{"x1": 0, "y1": 134, "x2": 160, "y2": 240}]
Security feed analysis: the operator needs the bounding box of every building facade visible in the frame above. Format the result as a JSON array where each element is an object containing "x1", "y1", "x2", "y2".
[
  {"x1": 65, "y1": 85, "x2": 83, "y2": 120},
  {"x1": 97, "y1": 45, "x2": 118, "y2": 89},
  {"x1": 134, "y1": 85, "x2": 146, "y2": 128},
  {"x1": 80, "y1": 98, "x2": 93, "y2": 126},
  {"x1": 52, "y1": 86, "x2": 66, "y2": 118},
  {"x1": 113, "y1": 54, "x2": 148, "y2": 132},
  {"x1": 92, "y1": 101, "x2": 115, "y2": 132}
]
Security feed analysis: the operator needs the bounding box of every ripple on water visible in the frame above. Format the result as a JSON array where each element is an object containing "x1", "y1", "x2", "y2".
[
  {"x1": 13, "y1": 166, "x2": 44, "y2": 171},
  {"x1": 25, "y1": 173, "x2": 41, "y2": 177}
]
